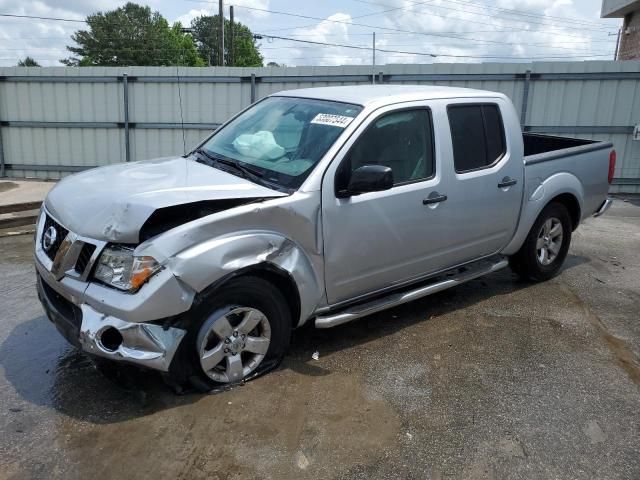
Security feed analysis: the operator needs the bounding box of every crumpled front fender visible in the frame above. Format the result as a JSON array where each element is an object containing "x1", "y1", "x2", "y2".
[{"x1": 167, "y1": 232, "x2": 323, "y2": 326}]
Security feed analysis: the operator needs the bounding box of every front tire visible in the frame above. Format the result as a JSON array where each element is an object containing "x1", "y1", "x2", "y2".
[
  {"x1": 509, "y1": 202, "x2": 572, "y2": 282},
  {"x1": 173, "y1": 276, "x2": 292, "y2": 392}
]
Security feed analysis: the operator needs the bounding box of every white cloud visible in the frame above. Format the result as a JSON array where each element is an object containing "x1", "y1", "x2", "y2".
[
  {"x1": 175, "y1": 8, "x2": 212, "y2": 27},
  {"x1": 261, "y1": 12, "x2": 365, "y2": 66},
  {"x1": 0, "y1": 0, "x2": 620, "y2": 67},
  {"x1": 264, "y1": 0, "x2": 619, "y2": 66}
]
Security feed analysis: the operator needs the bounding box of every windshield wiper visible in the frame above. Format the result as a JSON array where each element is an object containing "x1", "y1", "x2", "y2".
[
  {"x1": 214, "y1": 156, "x2": 264, "y2": 179},
  {"x1": 193, "y1": 147, "x2": 218, "y2": 164},
  {"x1": 194, "y1": 148, "x2": 264, "y2": 179}
]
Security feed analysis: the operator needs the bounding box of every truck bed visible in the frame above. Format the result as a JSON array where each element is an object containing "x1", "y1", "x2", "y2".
[
  {"x1": 523, "y1": 133, "x2": 596, "y2": 157},
  {"x1": 522, "y1": 132, "x2": 613, "y2": 221}
]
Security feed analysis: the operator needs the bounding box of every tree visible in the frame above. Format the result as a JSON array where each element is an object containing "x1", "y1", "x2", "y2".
[
  {"x1": 189, "y1": 15, "x2": 263, "y2": 67},
  {"x1": 17, "y1": 56, "x2": 40, "y2": 67},
  {"x1": 62, "y1": 2, "x2": 204, "y2": 66}
]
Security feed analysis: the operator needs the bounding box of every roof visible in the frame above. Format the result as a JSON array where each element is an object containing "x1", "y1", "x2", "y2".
[
  {"x1": 273, "y1": 85, "x2": 504, "y2": 107},
  {"x1": 601, "y1": 0, "x2": 640, "y2": 17}
]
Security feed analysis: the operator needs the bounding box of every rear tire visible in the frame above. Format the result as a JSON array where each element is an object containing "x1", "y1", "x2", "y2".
[
  {"x1": 509, "y1": 202, "x2": 572, "y2": 282},
  {"x1": 171, "y1": 276, "x2": 292, "y2": 392}
]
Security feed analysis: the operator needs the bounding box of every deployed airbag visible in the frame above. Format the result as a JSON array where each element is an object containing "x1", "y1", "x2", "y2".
[{"x1": 233, "y1": 131, "x2": 285, "y2": 160}]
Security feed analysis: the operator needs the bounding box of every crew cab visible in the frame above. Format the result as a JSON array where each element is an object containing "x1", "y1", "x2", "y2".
[{"x1": 35, "y1": 85, "x2": 615, "y2": 389}]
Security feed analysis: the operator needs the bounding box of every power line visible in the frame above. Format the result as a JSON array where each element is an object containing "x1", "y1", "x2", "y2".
[
  {"x1": 229, "y1": 4, "x2": 616, "y2": 51},
  {"x1": 421, "y1": 0, "x2": 611, "y2": 28},
  {"x1": 4, "y1": 32, "x2": 618, "y2": 44},
  {"x1": 262, "y1": 32, "x2": 616, "y2": 44},
  {"x1": 0, "y1": 43, "x2": 614, "y2": 56},
  {"x1": 0, "y1": 9, "x2": 615, "y2": 63},
  {"x1": 0, "y1": 9, "x2": 596, "y2": 51},
  {"x1": 255, "y1": 33, "x2": 614, "y2": 60},
  {"x1": 185, "y1": 0, "x2": 616, "y2": 41},
  {"x1": 0, "y1": 13, "x2": 84, "y2": 23},
  {"x1": 351, "y1": 0, "x2": 614, "y2": 32},
  {"x1": 257, "y1": 45, "x2": 613, "y2": 54}
]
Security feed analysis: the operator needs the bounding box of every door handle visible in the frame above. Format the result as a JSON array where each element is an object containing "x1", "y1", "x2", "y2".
[
  {"x1": 498, "y1": 177, "x2": 518, "y2": 188},
  {"x1": 423, "y1": 193, "x2": 448, "y2": 205}
]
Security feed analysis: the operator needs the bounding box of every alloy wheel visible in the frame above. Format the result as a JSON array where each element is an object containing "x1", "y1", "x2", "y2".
[
  {"x1": 536, "y1": 217, "x2": 564, "y2": 266},
  {"x1": 197, "y1": 307, "x2": 271, "y2": 383}
]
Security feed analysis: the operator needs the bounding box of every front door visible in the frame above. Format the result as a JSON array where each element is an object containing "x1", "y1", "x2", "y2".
[{"x1": 321, "y1": 103, "x2": 454, "y2": 305}]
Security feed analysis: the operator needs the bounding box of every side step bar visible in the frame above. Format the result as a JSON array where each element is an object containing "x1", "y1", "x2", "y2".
[{"x1": 315, "y1": 256, "x2": 509, "y2": 329}]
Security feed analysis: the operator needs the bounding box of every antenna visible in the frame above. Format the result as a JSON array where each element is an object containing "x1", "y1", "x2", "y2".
[
  {"x1": 176, "y1": 65, "x2": 186, "y2": 155},
  {"x1": 372, "y1": 32, "x2": 376, "y2": 85}
]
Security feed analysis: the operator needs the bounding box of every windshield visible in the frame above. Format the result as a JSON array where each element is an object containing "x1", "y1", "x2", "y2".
[{"x1": 198, "y1": 96, "x2": 363, "y2": 189}]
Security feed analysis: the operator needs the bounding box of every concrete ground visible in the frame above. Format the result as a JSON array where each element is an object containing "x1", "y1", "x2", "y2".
[
  {"x1": 0, "y1": 199, "x2": 639, "y2": 480},
  {"x1": 0, "y1": 180, "x2": 53, "y2": 208},
  {"x1": 0, "y1": 180, "x2": 53, "y2": 237}
]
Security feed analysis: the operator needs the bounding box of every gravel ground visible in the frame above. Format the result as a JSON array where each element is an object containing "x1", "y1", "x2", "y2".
[{"x1": 0, "y1": 198, "x2": 639, "y2": 480}]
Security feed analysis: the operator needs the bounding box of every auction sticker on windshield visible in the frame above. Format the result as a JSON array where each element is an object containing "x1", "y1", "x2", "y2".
[{"x1": 311, "y1": 113, "x2": 355, "y2": 128}]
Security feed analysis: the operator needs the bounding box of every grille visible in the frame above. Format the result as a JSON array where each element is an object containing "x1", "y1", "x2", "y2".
[
  {"x1": 75, "y1": 243, "x2": 97, "y2": 274},
  {"x1": 39, "y1": 275, "x2": 82, "y2": 329},
  {"x1": 41, "y1": 215, "x2": 69, "y2": 261}
]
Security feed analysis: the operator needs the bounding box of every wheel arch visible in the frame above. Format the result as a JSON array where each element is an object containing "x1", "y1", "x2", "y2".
[
  {"x1": 549, "y1": 192, "x2": 581, "y2": 231},
  {"x1": 503, "y1": 172, "x2": 584, "y2": 255},
  {"x1": 202, "y1": 263, "x2": 302, "y2": 330},
  {"x1": 168, "y1": 232, "x2": 322, "y2": 327}
]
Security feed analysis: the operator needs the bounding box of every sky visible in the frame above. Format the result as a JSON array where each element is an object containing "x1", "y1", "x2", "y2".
[{"x1": 0, "y1": 0, "x2": 624, "y2": 67}]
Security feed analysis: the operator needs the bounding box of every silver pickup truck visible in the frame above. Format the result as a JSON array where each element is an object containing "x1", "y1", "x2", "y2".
[{"x1": 35, "y1": 85, "x2": 615, "y2": 390}]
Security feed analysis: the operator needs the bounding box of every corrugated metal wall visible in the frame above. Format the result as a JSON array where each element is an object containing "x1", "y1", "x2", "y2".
[{"x1": 1, "y1": 61, "x2": 639, "y2": 192}]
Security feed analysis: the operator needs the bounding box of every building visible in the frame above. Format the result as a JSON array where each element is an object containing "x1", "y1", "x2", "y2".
[{"x1": 602, "y1": 0, "x2": 640, "y2": 59}]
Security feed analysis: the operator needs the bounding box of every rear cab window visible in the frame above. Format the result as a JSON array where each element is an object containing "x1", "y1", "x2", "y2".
[{"x1": 447, "y1": 104, "x2": 506, "y2": 173}]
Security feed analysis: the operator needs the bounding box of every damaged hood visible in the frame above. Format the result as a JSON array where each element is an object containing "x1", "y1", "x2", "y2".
[{"x1": 45, "y1": 156, "x2": 287, "y2": 243}]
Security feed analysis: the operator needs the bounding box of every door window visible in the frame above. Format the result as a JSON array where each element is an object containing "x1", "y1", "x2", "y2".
[
  {"x1": 336, "y1": 109, "x2": 435, "y2": 191},
  {"x1": 448, "y1": 104, "x2": 506, "y2": 173}
]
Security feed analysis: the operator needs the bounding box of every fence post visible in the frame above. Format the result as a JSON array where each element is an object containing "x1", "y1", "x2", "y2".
[
  {"x1": 123, "y1": 73, "x2": 131, "y2": 163},
  {"x1": 520, "y1": 69, "x2": 532, "y2": 128},
  {"x1": 0, "y1": 80, "x2": 4, "y2": 177},
  {"x1": 250, "y1": 74, "x2": 256, "y2": 104},
  {"x1": 0, "y1": 123, "x2": 5, "y2": 178}
]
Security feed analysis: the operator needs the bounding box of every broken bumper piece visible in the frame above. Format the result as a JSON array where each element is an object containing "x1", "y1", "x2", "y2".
[
  {"x1": 37, "y1": 274, "x2": 186, "y2": 372},
  {"x1": 79, "y1": 304, "x2": 186, "y2": 372}
]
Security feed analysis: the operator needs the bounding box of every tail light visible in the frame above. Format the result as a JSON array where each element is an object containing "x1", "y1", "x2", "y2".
[{"x1": 608, "y1": 150, "x2": 616, "y2": 185}]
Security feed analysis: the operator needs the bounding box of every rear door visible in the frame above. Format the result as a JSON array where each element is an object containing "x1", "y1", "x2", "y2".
[{"x1": 442, "y1": 99, "x2": 524, "y2": 262}]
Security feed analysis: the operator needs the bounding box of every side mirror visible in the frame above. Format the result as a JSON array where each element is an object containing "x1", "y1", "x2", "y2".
[{"x1": 341, "y1": 165, "x2": 394, "y2": 197}]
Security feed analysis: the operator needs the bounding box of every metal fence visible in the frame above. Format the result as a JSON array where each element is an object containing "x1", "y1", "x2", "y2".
[{"x1": 1, "y1": 61, "x2": 639, "y2": 192}]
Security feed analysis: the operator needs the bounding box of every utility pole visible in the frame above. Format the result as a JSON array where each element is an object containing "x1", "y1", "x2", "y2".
[
  {"x1": 372, "y1": 32, "x2": 376, "y2": 85},
  {"x1": 219, "y1": 0, "x2": 225, "y2": 66},
  {"x1": 229, "y1": 5, "x2": 235, "y2": 67}
]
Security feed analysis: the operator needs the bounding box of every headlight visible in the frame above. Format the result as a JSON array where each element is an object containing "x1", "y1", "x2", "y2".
[{"x1": 93, "y1": 246, "x2": 161, "y2": 292}]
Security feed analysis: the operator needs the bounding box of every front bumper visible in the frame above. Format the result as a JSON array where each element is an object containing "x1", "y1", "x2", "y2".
[
  {"x1": 37, "y1": 273, "x2": 186, "y2": 371},
  {"x1": 34, "y1": 208, "x2": 193, "y2": 372}
]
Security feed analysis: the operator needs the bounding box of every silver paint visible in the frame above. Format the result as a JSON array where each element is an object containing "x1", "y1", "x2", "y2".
[
  {"x1": 44, "y1": 156, "x2": 287, "y2": 243},
  {"x1": 79, "y1": 304, "x2": 186, "y2": 372},
  {"x1": 35, "y1": 208, "x2": 196, "y2": 323},
  {"x1": 315, "y1": 257, "x2": 509, "y2": 328},
  {"x1": 34, "y1": 85, "x2": 612, "y2": 374}
]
